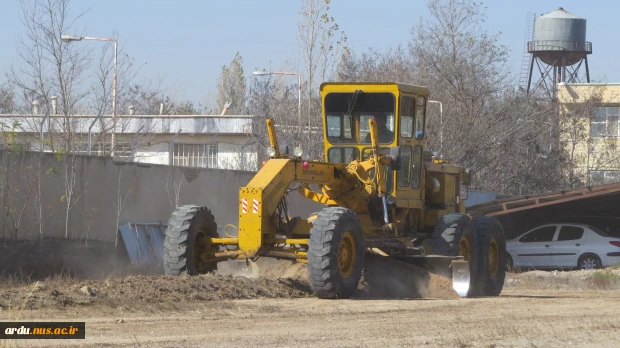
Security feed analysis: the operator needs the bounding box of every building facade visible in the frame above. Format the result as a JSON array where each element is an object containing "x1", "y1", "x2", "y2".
[
  {"x1": 557, "y1": 83, "x2": 620, "y2": 185},
  {"x1": 0, "y1": 113, "x2": 260, "y2": 171}
]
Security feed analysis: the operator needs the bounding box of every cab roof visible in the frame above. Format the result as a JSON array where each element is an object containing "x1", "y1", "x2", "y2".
[{"x1": 320, "y1": 82, "x2": 429, "y2": 96}]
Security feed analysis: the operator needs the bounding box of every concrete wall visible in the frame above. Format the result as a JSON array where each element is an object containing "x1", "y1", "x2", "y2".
[{"x1": 0, "y1": 150, "x2": 319, "y2": 242}]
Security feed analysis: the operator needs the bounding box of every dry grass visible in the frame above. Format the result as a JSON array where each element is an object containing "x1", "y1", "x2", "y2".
[
  {"x1": 592, "y1": 270, "x2": 620, "y2": 289},
  {"x1": 505, "y1": 268, "x2": 620, "y2": 291}
]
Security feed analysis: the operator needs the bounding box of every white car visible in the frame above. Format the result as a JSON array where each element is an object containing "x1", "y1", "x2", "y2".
[{"x1": 506, "y1": 223, "x2": 620, "y2": 270}]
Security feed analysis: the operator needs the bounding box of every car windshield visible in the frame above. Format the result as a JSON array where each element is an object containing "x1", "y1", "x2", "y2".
[{"x1": 324, "y1": 92, "x2": 396, "y2": 144}]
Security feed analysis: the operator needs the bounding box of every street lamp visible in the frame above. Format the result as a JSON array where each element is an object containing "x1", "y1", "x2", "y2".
[
  {"x1": 253, "y1": 70, "x2": 302, "y2": 128},
  {"x1": 61, "y1": 34, "x2": 118, "y2": 157},
  {"x1": 428, "y1": 100, "x2": 443, "y2": 154}
]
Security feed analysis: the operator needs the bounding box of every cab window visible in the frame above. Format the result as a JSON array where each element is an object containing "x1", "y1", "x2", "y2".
[
  {"x1": 400, "y1": 96, "x2": 415, "y2": 138},
  {"x1": 398, "y1": 146, "x2": 412, "y2": 187},
  {"x1": 326, "y1": 114, "x2": 353, "y2": 143},
  {"x1": 328, "y1": 147, "x2": 360, "y2": 164},
  {"x1": 415, "y1": 96, "x2": 426, "y2": 140},
  {"x1": 324, "y1": 92, "x2": 396, "y2": 144}
]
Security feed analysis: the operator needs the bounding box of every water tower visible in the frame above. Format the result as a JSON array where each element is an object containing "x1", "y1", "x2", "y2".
[{"x1": 525, "y1": 7, "x2": 592, "y2": 98}]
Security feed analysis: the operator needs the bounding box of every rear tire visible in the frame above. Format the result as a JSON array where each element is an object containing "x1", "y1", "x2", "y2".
[
  {"x1": 471, "y1": 216, "x2": 506, "y2": 296},
  {"x1": 506, "y1": 254, "x2": 514, "y2": 273},
  {"x1": 578, "y1": 253, "x2": 602, "y2": 270},
  {"x1": 429, "y1": 213, "x2": 479, "y2": 296},
  {"x1": 164, "y1": 205, "x2": 219, "y2": 275},
  {"x1": 307, "y1": 207, "x2": 364, "y2": 299}
]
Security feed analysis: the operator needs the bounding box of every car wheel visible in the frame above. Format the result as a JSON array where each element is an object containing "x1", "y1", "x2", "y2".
[{"x1": 578, "y1": 254, "x2": 602, "y2": 270}]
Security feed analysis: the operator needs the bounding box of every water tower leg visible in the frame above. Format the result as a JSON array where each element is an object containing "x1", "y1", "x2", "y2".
[
  {"x1": 562, "y1": 56, "x2": 567, "y2": 83},
  {"x1": 551, "y1": 65, "x2": 560, "y2": 99},
  {"x1": 585, "y1": 56, "x2": 591, "y2": 83},
  {"x1": 527, "y1": 56, "x2": 535, "y2": 95}
]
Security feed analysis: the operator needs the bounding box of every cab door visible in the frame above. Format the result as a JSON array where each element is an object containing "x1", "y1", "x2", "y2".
[
  {"x1": 396, "y1": 95, "x2": 415, "y2": 196},
  {"x1": 395, "y1": 94, "x2": 425, "y2": 201}
]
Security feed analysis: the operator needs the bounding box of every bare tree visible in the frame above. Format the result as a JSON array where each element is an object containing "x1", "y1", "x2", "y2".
[
  {"x1": 9, "y1": 0, "x2": 93, "y2": 152},
  {"x1": 332, "y1": 0, "x2": 576, "y2": 196},
  {"x1": 335, "y1": 46, "x2": 415, "y2": 84},
  {"x1": 216, "y1": 52, "x2": 247, "y2": 115},
  {"x1": 0, "y1": 82, "x2": 15, "y2": 114},
  {"x1": 297, "y1": 0, "x2": 347, "y2": 106},
  {"x1": 246, "y1": 72, "x2": 309, "y2": 164},
  {"x1": 409, "y1": 0, "x2": 511, "y2": 163}
]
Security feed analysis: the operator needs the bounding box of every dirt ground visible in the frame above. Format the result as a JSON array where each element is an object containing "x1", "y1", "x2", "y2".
[
  {"x1": 2, "y1": 288, "x2": 620, "y2": 347},
  {"x1": 1, "y1": 240, "x2": 620, "y2": 347}
]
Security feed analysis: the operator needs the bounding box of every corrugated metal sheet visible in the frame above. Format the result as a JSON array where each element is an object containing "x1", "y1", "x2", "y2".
[
  {"x1": 118, "y1": 222, "x2": 167, "y2": 266},
  {"x1": 118, "y1": 223, "x2": 226, "y2": 267},
  {"x1": 467, "y1": 182, "x2": 620, "y2": 217}
]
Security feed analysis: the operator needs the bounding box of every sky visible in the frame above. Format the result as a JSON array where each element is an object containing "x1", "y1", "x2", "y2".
[{"x1": 1, "y1": 1, "x2": 618, "y2": 109}]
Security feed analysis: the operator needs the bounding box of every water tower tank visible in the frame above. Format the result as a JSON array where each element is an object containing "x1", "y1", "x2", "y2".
[{"x1": 529, "y1": 7, "x2": 591, "y2": 66}]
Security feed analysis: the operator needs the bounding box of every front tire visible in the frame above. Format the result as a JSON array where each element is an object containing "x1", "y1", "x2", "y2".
[
  {"x1": 307, "y1": 207, "x2": 364, "y2": 299},
  {"x1": 164, "y1": 205, "x2": 219, "y2": 275}
]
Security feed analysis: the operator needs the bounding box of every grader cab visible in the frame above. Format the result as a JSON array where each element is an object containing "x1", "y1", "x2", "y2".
[{"x1": 163, "y1": 82, "x2": 507, "y2": 299}]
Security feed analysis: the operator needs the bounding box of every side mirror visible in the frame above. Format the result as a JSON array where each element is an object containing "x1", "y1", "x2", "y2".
[{"x1": 389, "y1": 146, "x2": 402, "y2": 171}]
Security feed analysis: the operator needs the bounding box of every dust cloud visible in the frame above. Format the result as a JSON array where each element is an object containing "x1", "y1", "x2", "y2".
[{"x1": 237, "y1": 253, "x2": 459, "y2": 299}]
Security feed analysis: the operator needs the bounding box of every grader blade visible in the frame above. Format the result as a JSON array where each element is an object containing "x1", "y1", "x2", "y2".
[
  {"x1": 450, "y1": 259, "x2": 470, "y2": 297},
  {"x1": 216, "y1": 259, "x2": 260, "y2": 278}
]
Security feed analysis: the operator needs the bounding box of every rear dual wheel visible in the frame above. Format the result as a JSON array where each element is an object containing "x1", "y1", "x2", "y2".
[
  {"x1": 429, "y1": 214, "x2": 479, "y2": 296},
  {"x1": 429, "y1": 214, "x2": 506, "y2": 297},
  {"x1": 471, "y1": 216, "x2": 506, "y2": 296}
]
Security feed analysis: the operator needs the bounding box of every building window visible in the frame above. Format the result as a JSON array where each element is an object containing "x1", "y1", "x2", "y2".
[
  {"x1": 174, "y1": 143, "x2": 218, "y2": 168},
  {"x1": 590, "y1": 170, "x2": 620, "y2": 185},
  {"x1": 591, "y1": 106, "x2": 620, "y2": 137},
  {"x1": 207, "y1": 143, "x2": 218, "y2": 168}
]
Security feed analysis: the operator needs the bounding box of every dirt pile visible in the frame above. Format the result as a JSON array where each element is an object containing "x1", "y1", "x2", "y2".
[
  {"x1": 0, "y1": 239, "x2": 458, "y2": 309},
  {"x1": 0, "y1": 274, "x2": 312, "y2": 311}
]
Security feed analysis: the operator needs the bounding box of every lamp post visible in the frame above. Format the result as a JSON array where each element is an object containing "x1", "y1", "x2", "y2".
[
  {"x1": 61, "y1": 34, "x2": 118, "y2": 156},
  {"x1": 253, "y1": 70, "x2": 301, "y2": 128},
  {"x1": 428, "y1": 100, "x2": 443, "y2": 154}
]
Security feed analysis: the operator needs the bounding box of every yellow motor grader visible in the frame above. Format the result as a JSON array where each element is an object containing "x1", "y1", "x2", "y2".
[{"x1": 163, "y1": 82, "x2": 506, "y2": 298}]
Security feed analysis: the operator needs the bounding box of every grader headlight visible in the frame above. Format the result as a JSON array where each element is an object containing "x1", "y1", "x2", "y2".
[
  {"x1": 293, "y1": 146, "x2": 304, "y2": 158},
  {"x1": 266, "y1": 146, "x2": 277, "y2": 157}
]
